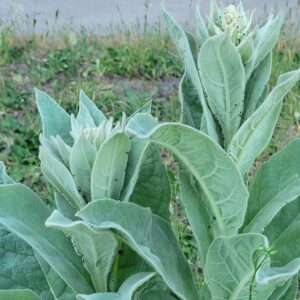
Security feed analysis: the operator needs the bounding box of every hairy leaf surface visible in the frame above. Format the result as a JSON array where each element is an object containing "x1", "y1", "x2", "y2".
[
  {"x1": 243, "y1": 139, "x2": 300, "y2": 233},
  {"x1": 163, "y1": 8, "x2": 219, "y2": 143},
  {"x1": 77, "y1": 273, "x2": 155, "y2": 300},
  {"x1": 36, "y1": 89, "x2": 72, "y2": 145},
  {"x1": 77, "y1": 199, "x2": 199, "y2": 300},
  {"x1": 228, "y1": 69, "x2": 300, "y2": 175},
  {"x1": 125, "y1": 142, "x2": 171, "y2": 220},
  {"x1": 199, "y1": 32, "x2": 245, "y2": 148},
  {"x1": 0, "y1": 184, "x2": 93, "y2": 294},
  {"x1": 179, "y1": 72, "x2": 202, "y2": 129},
  {"x1": 0, "y1": 228, "x2": 53, "y2": 299},
  {"x1": 0, "y1": 290, "x2": 42, "y2": 300},
  {"x1": 70, "y1": 133, "x2": 96, "y2": 196},
  {"x1": 243, "y1": 52, "x2": 272, "y2": 120},
  {"x1": 91, "y1": 132, "x2": 130, "y2": 200},
  {"x1": 40, "y1": 147, "x2": 84, "y2": 209},
  {"x1": 80, "y1": 90, "x2": 107, "y2": 126},
  {"x1": 205, "y1": 234, "x2": 300, "y2": 300},
  {"x1": 195, "y1": 5, "x2": 209, "y2": 46},
  {"x1": 46, "y1": 210, "x2": 118, "y2": 292},
  {"x1": 179, "y1": 169, "x2": 212, "y2": 265},
  {"x1": 205, "y1": 234, "x2": 266, "y2": 299},
  {"x1": 264, "y1": 198, "x2": 300, "y2": 267},
  {"x1": 245, "y1": 15, "x2": 283, "y2": 78},
  {"x1": 35, "y1": 253, "x2": 75, "y2": 300},
  {"x1": 130, "y1": 123, "x2": 248, "y2": 236}
]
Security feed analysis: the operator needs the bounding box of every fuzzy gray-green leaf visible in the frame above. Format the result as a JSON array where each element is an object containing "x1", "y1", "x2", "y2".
[
  {"x1": 40, "y1": 147, "x2": 85, "y2": 209},
  {"x1": 91, "y1": 132, "x2": 130, "y2": 200},
  {"x1": 179, "y1": 169, "x2": 212, "y2": 265},
  {"x1": 179, "y1": 72, "x2": 202, "y2": 129},
  {"x1": 35, "y1": 89, "x2": 73, "y2": 145},
  {"x1": 124, "y1": 141, "x2": 171, "y2": 220},
  {"x1": 80, "y1": 90, "x2": 107, "y2": 126},
  {"x1": 77, "y1": 199, "x2": 199, "y2": 300},
  {"x1": 264, "y1": 198, "x2": 300, "y2": 267},
  {"x1": 243, "y1": 139, "x2": 300, "y2": 233},
  {"x1": 245, "y1": 15, "x2": 283, "y2": 78},
  {"x1": 228, "y1": 69, "x2": 300, "y2": 175},
  {"x1": 199, "y1": 32, "x2": 245, "y2": 148},
  {"x1": 195, "y1": 5, "x2": 209, "y2": 46},
  {"x1": 77, "y1": 273, "x2": 156, "y2": 300},
  {"x1": 0, "y1": 290, "x2": 42, "y2": 300},
  {"x1": 0, "y1": 184, "x2": 93, "y2": 294},
  {"x1": 205, "y1": 233, "x2": 267, "y2": 300},
  {"x1": 46, "y1": 210, "x2": 118, "y2": 292},
  {"x1": 35, "y1": 253, "x2": 75, "y2": 300},
  {"x1": 134, "y1": 123, "x2": 248, "y2": 237},
  {"x1": 243, "y1": 52, "x2": 272, "y2": 120},
  {"x1": 163, "y1": 7, "x2": 219, "y2": 143},
  {"x1": 0, "y1": 227, "x2": 53, "y2": 300},
  {"x1": 70, "y1": 133, "x2": 97, "y2": 196}
]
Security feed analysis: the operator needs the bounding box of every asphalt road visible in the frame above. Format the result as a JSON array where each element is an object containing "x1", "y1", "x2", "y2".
[{"x1": 0, "y1": 0, "x2": 299, "y2": 34}]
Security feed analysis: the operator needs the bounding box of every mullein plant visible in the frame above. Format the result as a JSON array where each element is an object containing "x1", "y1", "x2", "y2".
[{"x1": 0, "y1": 1, "x2": 300, "y2": 300}]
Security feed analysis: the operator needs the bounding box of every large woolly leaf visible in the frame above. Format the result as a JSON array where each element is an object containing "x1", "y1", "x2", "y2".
[
  {"x1": 40, "y1": 147, "x2": 84, "y2": 209},
  {"x1": 162, "y1": 7, "x2": 219, "y2": 143},
  {"x1": 199, "y1": 32, "x2": 245, "y2": 148},
  {"x1": 35, "y1": 89, "x2": 72, "y2": 145},
  {"x1": 141, "y1": 290, "x2": 178, "y2": 300},
  {"x1": 243, "y1": 139, "x2": 300, "y2": 233},
  {"x1": 120, "y1": 139, "x2": 148, "y2": 203},
  {"x1": 0, "y1": 184, "x2": 93, "y2": 294},
  {"x1": 228, "y1": 69, "x2": 300, "y2": 175},
  {"x1": 35, "y1": 253, "x2": 75, "y2": 300},
  {"x1": 77, "y1": 273, "x2": 155, "y2": 300},
  {"x1": 205, "y1": 234, "x2": 267, "y2": 300},
  {"x1": 0, "y1": 227, "x2": 53, "y2": 299},
  {"x1": 77, "y1": 199, "x2": 199, "y2": 300},
  {"x1": 91, "y1": 132, "x2": 130, "y2": 200},
  {"x1": 179, "y1": 72, "x2": 202, "y2": 129},
  {"x1": 195, "y1": 5, "x2": 209, "y2": 46},
  {"x1": 178, "y1": 169, "x2": 212, "y2": 265},
  {"x1": 54, "y1": 136, "x2": 72, "y2": 167},
  {"x1": 124, "y1": 113, "x2": 171, "y2": 219},
  {"x1": 267, "y1": 275, "x2": 298, "y2": 300},
  {"x1": 76, "y1": 101, "x2": 96, "y2": 129},
  {"x1": 122, "y1": 113, "x2": 157, "y2": 201},
  {"x1": 46, "y1": 210, "x2": 118, "y2": 292},
  {"x1": 0, "y1": 290, "x2": 41, "y2": 300},
  {"x1": 54, "y1": 192, "x2": 76, "y2": 220},
  {"x1": 256, "y1": 258, "x2": 300, "y2": 285},
  {"x1": 245, "y1": 15, "x2": 283, "y2": 78},
  {"x1": 243, "y1": 52, "x2": 272, "y2": 120},
  {"x1": 237, "y1": 32, "x2": 254, "y2": 65},
  {"x1": 264, "y1": 198, "x2": 300, "y2": 266},
  {"x1": 129, "y1": 123, "x2": 248, "y2": 236},
  {"x1": 205, "y1": 234, "x2": 300, "y2": 300},
  {"x1": 70, "y1": 133, "x2": 97, "y2": 196},
  {"x1": 126, "y1": 142, "x2": 171, "y2": 220},
  {"x1": 126, "y1": 113, "x2": 157, "y2": 137},
  {"x1": 80, "y1": 90, "x2": 107, "y2": 126}
]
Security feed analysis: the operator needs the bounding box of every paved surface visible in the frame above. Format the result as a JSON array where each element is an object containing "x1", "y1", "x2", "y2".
[{"x1": 0, "y1": 0, "x2": 299, "y2": 34}]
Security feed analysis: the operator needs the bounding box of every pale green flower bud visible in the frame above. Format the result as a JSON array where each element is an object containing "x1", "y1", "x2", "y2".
[
  {"x1": 70, "y1": 114, "x2": 124, "y2": 149},
  {"x1": 218, "y1": 3, "x2": 249, "y2": 44}
]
